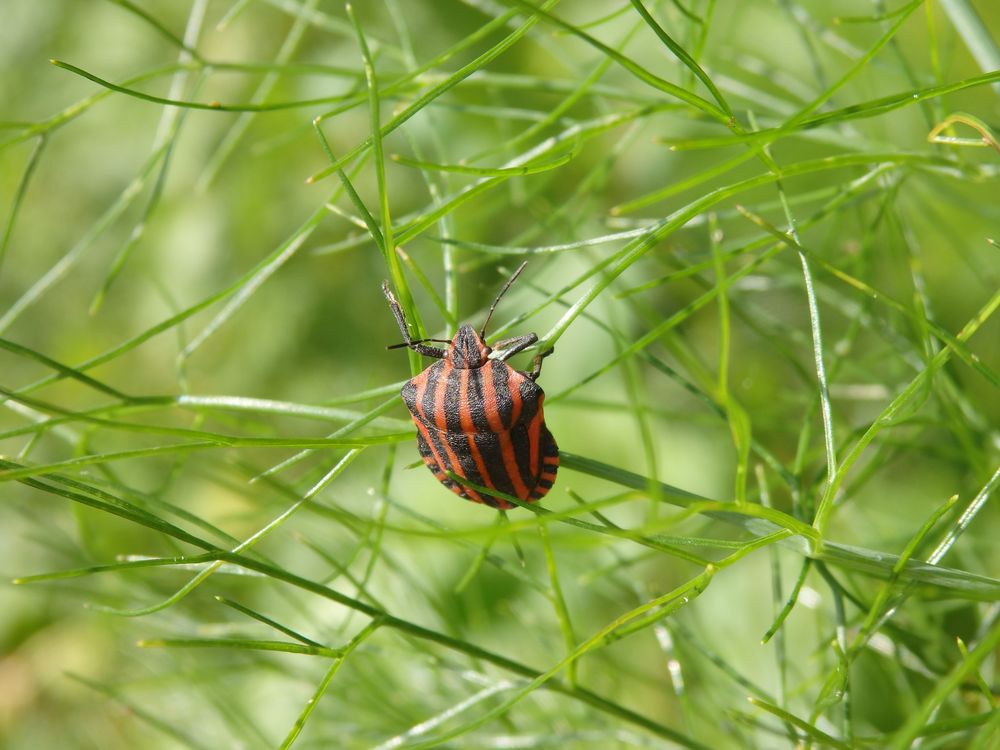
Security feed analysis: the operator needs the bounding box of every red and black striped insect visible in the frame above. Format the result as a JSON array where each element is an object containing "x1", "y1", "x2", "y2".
[{"x1": 382, "y1": 263, "x2": 558, "y2": 509}]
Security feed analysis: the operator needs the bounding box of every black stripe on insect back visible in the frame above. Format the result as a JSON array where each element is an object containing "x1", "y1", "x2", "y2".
[
  {"x1": 442, "y1": 368, "x2": 492, "y2": 495},
  {"x1": 518, "y1": 377, "x2": 541, "y2": 422},
  {"x1": 415, "y1": 430, "x2": 434, "y2": 461},
  {"x1": 416, "y1": 430, "x2": 463, "y2": 493},
  {"x1": 443, "y1": 367, "x2": 464, "y2": 433},
  {"x1": 417, "y1": 362, "x2": 491, "y2": 503},
  {"x1": 473, "y1": 430, "x2": 519, "y2": 499},
  {"x1": 536, "y1": 434, "x2": 556, "y2": 483},
  {"x1": 490, "y1": 359, "x2": 515, "y2": 427},
  {"x1": 418, "y1": 419, "x2": 452, "y2": 478},
  {"x1": 420, "y1": 361, "x2": 446, "y2": 424},
  {"x1": 401, "y1": 379, "x2": 418, "y2": 415},
  {"x1": 415, "y1": 364, "x2": 463, "y2": 491},
  {"x1": 543, "y1": 427, "x2": 559, "y2": 462},
  {"x1": 465, "y1": 367, "x2": 491, "y2": 432},
  {"x1": 415, "y1": 431, "x2": 446, "y2": 479},
  {"x1": 404, "y1": 377, "x2": 453, "y2": 481},
  {"x1": 508, "y1": 418, "x2": 535, "y2": 492},
  {"x1": 511, "y1": 378, "x2": 544, "y2": 470},
  {"x1": 443, "y1": 431, "x2": 495, "y2": 503},
  {"x1": 509, "y1": 377, "x2": 543, "y2": 490},
  {"x1": 528, "y1": 428, "x2": 559, "y2": 499}
]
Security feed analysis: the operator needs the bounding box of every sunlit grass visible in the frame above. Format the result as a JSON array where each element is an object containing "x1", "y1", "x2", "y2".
[{"x1": 2, "y1": 1, "x2": 999, "y2": 748}]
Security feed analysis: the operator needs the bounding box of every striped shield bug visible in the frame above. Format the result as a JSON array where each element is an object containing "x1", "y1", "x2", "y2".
[{"x1": 382, "y1": 263, "x2": 558, "y2": 509}]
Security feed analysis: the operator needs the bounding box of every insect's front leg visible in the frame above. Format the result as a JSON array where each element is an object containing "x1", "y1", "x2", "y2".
[
  {"x1": 381, "y1": 281, "x2": 447, "y2": 359},
  {"x1": 527, "y1": 346, "x2": 554, "y2": 381},
  {"x1": 492, "y1": 332, "x2": 537, "y2": 360}
]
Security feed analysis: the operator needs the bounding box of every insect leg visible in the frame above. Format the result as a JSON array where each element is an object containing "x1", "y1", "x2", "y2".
[
  {"x1": 527, "y1": 346, "x2": 554, "y2": 381},
  {"x1": 381, "y1": 281, "x2": 447, "y2": 358},
  {"x1": 492, "y1": 332, "x2": 537, "y2": 360}
]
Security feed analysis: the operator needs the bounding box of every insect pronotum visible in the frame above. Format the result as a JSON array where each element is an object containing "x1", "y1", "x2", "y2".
[{"x1": 382, "y1": 263, "x2": 558, "y2": 508}]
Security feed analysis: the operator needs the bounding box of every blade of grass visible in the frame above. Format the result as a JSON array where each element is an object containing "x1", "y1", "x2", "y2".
[
  {"x1": 888, "y1": 613, "x2": 1000, "y2": 750},
  {"x1": 12, "y1": 461, "x2": 705, "y2": 744},
  {"x1": 279, "y1": 619, "x2": 382, "y2": 750},
  {"x1": 626, "y1": 0, "x2": 732, "y2": 118},
  {"x1": 0, "y1": 139, "x2": 172, "y2": 335},
  {"x1": 670, "y1": 70, "x2": 1000, "y2": 151},
  {"x1": 812, "y1": 287, "x2": 1000, "y2": 533},
  {"x1": 561, "y1": 452, "x2": 1000, "y2": 598},
  {"x1": 407, "y1": 529, "x2": 793, "y2": 749},
  {"x1": 939, "y1": 0, "x2": 1000, "y2": 88},
  {"x1": 307, "y1": 0, "x2": 565, "y2": 182},
  {"x1": 197, "y1": 0, "x2": 319, "y2": 189},
  {"x1": 539, "y1": 522, "x2": 578, "y2": 686},
  {"x1": 215, "y1": 596, "x2": 325, "y2": 647},
  {"x1": 748, "y1": 697, "x2": 852, "y2": 750},
  {"x1": 138, "y1": 638, "x2": 343, "y2": 657},
  {"x1": 0, "y1": 135, "x2": 46, "y2": 276},
  {"x1": 501, "y1": 0, "x2": 728, "y2": 123}
]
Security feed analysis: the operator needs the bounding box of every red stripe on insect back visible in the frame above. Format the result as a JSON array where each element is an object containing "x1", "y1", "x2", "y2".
[
  {"x1": 498, "y1": 432, "x2": 529, "y2": 499},
  {"x1": 480, "y1": 362, "x2": 506, "y2": 433},
  {"x1": 464, "y1": 368, "x2": 523, "y2": 506},
  {"x1": 432, "y1": 367, "x2": 450, "y2": 433},
  {"x1": 529, "y1": 468, "x2": 558, "y2": 500},
  {"x1": 415, "y1": 431, "x2": 449, "y2": 483},
  {"x1": 529, "y1": 431, "x2": 559, "y2": 500},
  {"x1": 411, "y1": 375, "x2": 448, "y2": 469},
  {"x1": 429, "y1": 368, "x2": 477, "y2": 490},
  {"x1": 434, "y1": 369, "x2": 492, "y2": 505},
  {"x1": 458, "y1": 370, "x2": 495, "y2": 493},
  {"x1": 508, "y1": 371, "x2": 523, "y2": 427},
  {"x1": 482, "y1": 364, "x2": 530, "y2": 499},
  {"x1": 526, "y1": 393, "x2": 544, "y2": 478},
  {"x1": 444, "y1": 368, "x2": 490, "y2": 493},
  {"x1": 508, "y1": 372, "x2": 543, "y2": 495},
  {"x1": 415, "y1": 368, "x2": 486, "y2": 504}
]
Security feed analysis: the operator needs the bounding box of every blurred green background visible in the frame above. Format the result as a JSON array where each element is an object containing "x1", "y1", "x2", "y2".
[{"x1": 2, "y1": 1, "x2": 999, "y2": 748}]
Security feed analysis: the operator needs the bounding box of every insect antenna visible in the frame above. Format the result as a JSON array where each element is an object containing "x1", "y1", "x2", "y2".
[{"x1": 480, "y1": 261, "x2": 528, "y2": 339}]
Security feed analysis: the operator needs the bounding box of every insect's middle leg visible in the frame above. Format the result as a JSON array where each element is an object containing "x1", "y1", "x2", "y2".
[
  {"x1": 492, "y1": 332, "x2": 537, "y2": 360},
  {"x1": 528, "y1": 346, "x2": 554, "y2": 381}
]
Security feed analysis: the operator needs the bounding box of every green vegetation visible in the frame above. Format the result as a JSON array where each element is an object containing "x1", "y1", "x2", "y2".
[{"x1": 1, "y1": 1, "x2": 998, "y2": 747}]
